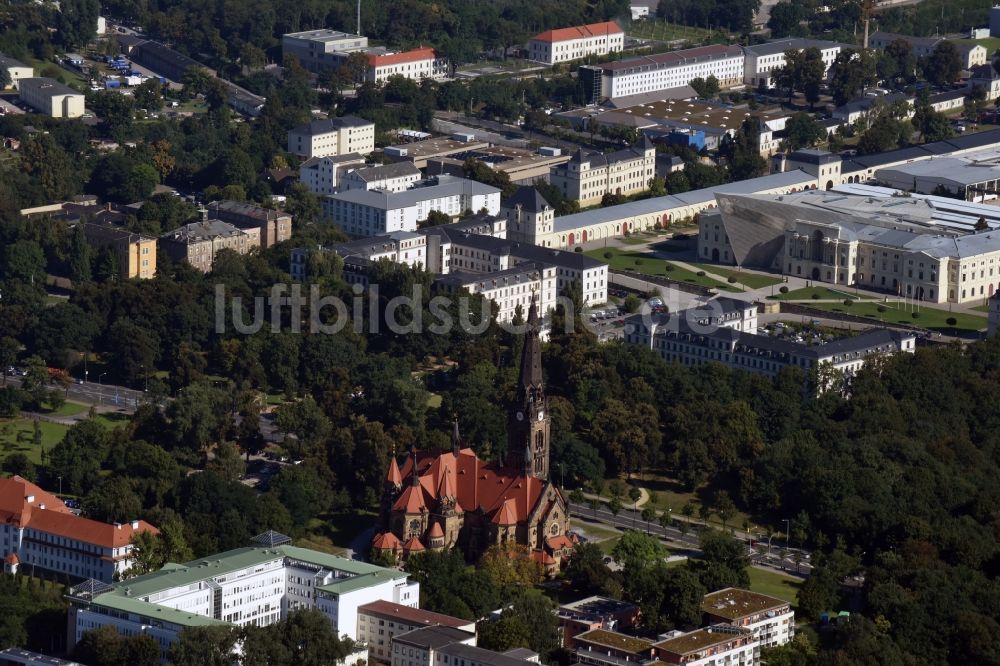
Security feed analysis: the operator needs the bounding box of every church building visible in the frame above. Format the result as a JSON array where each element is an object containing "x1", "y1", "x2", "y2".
[{"x1": 372, "y1": 300, "x2": 573, "y2": 573}]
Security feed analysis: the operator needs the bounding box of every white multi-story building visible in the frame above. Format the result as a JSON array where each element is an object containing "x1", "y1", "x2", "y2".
[
  {"x1": 366, "y1": 48, "x2": 445, "y2": 83},
  {"x1": 341, "y1": 162, "x2": 423, "y2": 193},
  {"x1": 654, "y1": 626, "x2": 759, "y2": 666},
  {"x1": 18, "y1": 77, "x2": 85, "y2": 118},
  {"x1": 357, "y1": 600, "x2": 475, "y2": 664},
  {"x1": 0, "y1": 476, "x2": 157, "y2": 583},
  {"x1": 503, "y1": 186, "x2": 556, "y2": 248},
  {"x1": 322, "y1": 176, "x2": 501, "y2": 237},
  {"x1": 391, "y1": 626, "x2": 477, "y2": 666},
  {"x1": 435, "y1": 262, "x2": 557, "y2": 324},
  {"x1": 299, "y1": 153, "x2": 367, "y2": 195},
  {"x1": 743, "y1": 38, "x2": 844, "y2": 88},
  {"x1": 869, "y1": 32, "x2": 987, "y2": 69},
  {"x1": 0, "y1": 53, "x2": 33, "y2": 89},
  {"x1": 290, "y1": 231, "x2": 428, "y2": 282},
  {"x1": 579, "y1": 45, "x2": 746, "y2": 100},
  {"x1": 282, "y1": 29, "x2": 371, "y2": 74},
  {"x1": 527, "y1": 21, "x2": 624, "y2": 65},
  {"x1": 287, "y1": 116, "x2": 376, "y2": 159},
  {"x1": 551, "y1": 137, "x2": 657, "y2": 206},
  {"x1": 67, "y1": 535, "x2": 419, "y2": 662},
  {"x1": 702, "y1": 589, "x2": 795, "y2": 649}
]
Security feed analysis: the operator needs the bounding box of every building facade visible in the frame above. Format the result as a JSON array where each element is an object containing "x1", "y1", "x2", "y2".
[
  {"x1": 653, "y1": 626, "x2": 758, "y2": 666},
  {"x1": 299, "y1": 154, "x2": 367, "y2": 195},
  {"x1": 323, "y1": 176, "x2": 501, "y2": 237},
  {"x1": 290, "y1": 231, "x2": 428, "y2": 282},
  {"x1": 0, "y1": 53, "x2": 33, "y2": 89},
  {"x1": 702, "y1": 588, "x2": 795, "y2": 649},
  {"x1": 435, "y1": 262, "x2": 558, "y2": 324},
  {"x1": 503, "y1": 186, "x2": 556, "y2": 247},
  {"x1": 341, "y1": 162, "x2": 423, "y2": 193},
  {"x1": 366, "y1": 48, "x2": 444, "y2": 83},
  {"x1": 0, "y1": 476, "x2": 157, "y2": 583},
  {"x1": 159, "y1": 219, "x2": 260, "y2": 272},
  {"x1": 580, "y1": 45, "x2": 745, "y2": 100},
  {"x1": 288, "y1": 116, "x2": 376, "y2": 159},
  {"x1": 207, "y1": 200, "x2": 292, "y2": 248},
  {"x1": 373, "y1": 301, "x2": 571, "y2": 567},
  {"x1": 282, "y1": 29, "x2": 370, "y2": 73},
  {"x1": 742, "y1": 39, "x2": 844, "y2": 88},
  {"x1": 357, "y1": 600, "x2": 475, "y2": 664},
  {"x1": 551, "y1": 137, "x2": 657, "y2": 206},
  {"x1": 528, "y1": 21, "x2": 624, "y2": 65},
  {"x1": 67, "y1": 538, "x2": 419, "y2": 661},
  {"x1": 18, "y1": 78, "x2": 85, "y2": 118},
  {"x1": 83, "y1": 223, "x2": 157, "y2": 279}
]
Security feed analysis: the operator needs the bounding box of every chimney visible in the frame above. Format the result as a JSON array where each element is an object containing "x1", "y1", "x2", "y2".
[
  {"x1": 39, "y1": 504, "x2": 45, "y2": 510},
  {"x1": 131, "y1": 520, "x2": 139, "y2": 529},
  {"x1": 25, "y1": 495, "x2": 34, "y2": 504},
  {"x1": 114, "y1": 522, "x2": 122, "y2": 529}
]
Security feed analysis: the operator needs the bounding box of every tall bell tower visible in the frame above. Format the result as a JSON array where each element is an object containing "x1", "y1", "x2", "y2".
[{"x1": 507, "y1": 298, "x2": 549, "y2": 480}]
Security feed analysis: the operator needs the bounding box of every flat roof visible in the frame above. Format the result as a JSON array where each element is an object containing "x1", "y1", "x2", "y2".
[
  {"x1": 283, "y1": 29, "x2": 364, "y2": 42},
  {"x1": 702, "y1": 588, "x2": 790, "y2": 620},
  {"x1": 560, "y1": 596, "x2": 639, "y2": 615},
  {"x1": 386, "y1": 136, "x2": 490, "y2": 159},
  {"x1": 744, "y1": 37, "x2": 846, "y2": 56},
  {"x1": 575, "y1": 629, "x2": 652, "y2": 654},
  {"x1": 597, "y1": 44, "x2": 744, "y2": 74},
  {"x1": 328, "y1": 175, "x2": 499, "y2": 209},
  {"x1": 440, "y1": 643, "x2": 537, "y2": 666},
  {"x1": 393, "y1": 625, "x2": 474, "y2": 649},
  {"x1": 18, "y1": 77, "x2": 80, "y2": 99},
  {"x1": 654, "y1": 627, "x2": 748, "y2": 655}
]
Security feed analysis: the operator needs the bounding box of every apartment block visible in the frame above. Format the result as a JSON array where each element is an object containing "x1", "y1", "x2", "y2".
[
  {"x1": 653, "y1": 626, "x2": 758, "y2": 666},
  {"x1": 282, "y1": 29, "x2": 371, "y2": 73},
  {"x1": 528, "y1": 21, "x2": 624, "y2": 65},
  {"x1": 207, "y1": 200, "x2": 292, "y2": 248},
  {"x1": 367, "y1": 48, "x2": 445, "y2": 84},
  {"x1": 299, "y1": 153, "x2": 367, "y2": 195},
  {"x1": 358, "y1": 600, "x2": 475, "y2": 664},
  {"x1": 67, "y1": 534, "x2": 419, "y2": 662},
  {"x1": 341, "y1": 162, "x2": 423, "y2": 193},
  {"x1": 83, "y1": 223, "x2": 157, "y2": 279},
  {"x1": 550, "y1": 136, "x2": 656, "y2": 206},
  {"x1": 290, "y1": 230, "x2": 427, "y2": 282},
  {"x1": 434, "y1": 262, "x2": 557, "y2": 324},
  {"x1": 702, "y1": 588, "x2": 795, "y2": 648},
  {"x1": 742, "y1": 38, "x2": 844, "y2": 88},
  {"x1": 0, "y1": 53, "x2": 33, "y2": 90},
  {"x1": 287, "y1": 116, "x2": 376, "y2": 158},
  {"x1": 322, "y1": 176, "x2": 501, "y2": 237},
  {"x1": 0, "y1": 476, "x2": 157, "y2": 583},
  {"x1": 579, "y1": 45, "x2": 745, "y2": 101},
  {"x1": 18, "y1": 77, "x2": 85, "y2": 118},
  {"x1": 159, "y1": 219, "x2": 260, "y2": 272}
]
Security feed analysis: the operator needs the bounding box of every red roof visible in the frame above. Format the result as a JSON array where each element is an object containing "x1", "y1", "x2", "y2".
[
  {"x1": 493, "y1": 498, "x2": 519, "y2": 526},
  {"x1": 532, "y1": 21, "x2": 622, "y2": 44},
  {"x1": 530, "y1": 550, "x2": 556, "y2": 564},
  {"x1": 402, "y1": 536, "x2": 425, "y2": 552},
  {"x1": 546, "y1": 534, "x2": 576, "y2": 551},
  {"x1": 397, "y1": 448, "x2": 549, "y2": 525},
  {"x1": 368, "y1": 47, "x2": 435, "y2": 68},
  {"x1": 387, "y1": 457, "x2": 402, "y2": 486},
  {"x1": 358, "y1": 600, "x2": 473, "y2": 629},
  {"x1": 0, "y1": 476, "x2": 157, "y2": 548},
  {"x1": 428, "y1": 522, "x2": 444, "y2": 538},
  {"x1": 372, "y1": 532, "x2": 402, "y2": 550}
]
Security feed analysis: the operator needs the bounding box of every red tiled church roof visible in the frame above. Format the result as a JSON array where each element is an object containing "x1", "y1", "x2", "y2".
[
  {"x1": 387, "y1": 457, "x2": 402, "y2": 486},
  {"x1": 372, "y1": 532, "x2": 402, "y2": 550},
  {"x1": 531, "y1": 21, "x2": 622, "y2": 44},
  {"x1": 402, "y1": 536, "x2": 425, "y2": 552},
  {"x1": 427, "y1": 522, "x2": 444, "y2": 538}
]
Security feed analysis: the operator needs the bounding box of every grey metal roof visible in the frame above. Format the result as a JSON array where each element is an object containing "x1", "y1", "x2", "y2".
[
  {"x1": 789, "y1": 149, "x2": 840, "y2": 165},
  {"x1": 435, "y1": 261, "x2": 547, "y2": 288},
  {"x1": 350, "y1": 161, "x2": 421, "y2": 182},
  {"x1": 0, "y1": 52, "x2": 29, "y2": 69},
  {"x1": 327, "y1": 175, "x2": 499, "y2": 209},
  {"x1": 291, "y1": 115, "x2": 372, "y2": 136},
  {"x1": 394, "y1": 626, "x2": 474, "y2": 650},
  {"x1": 744, "y1": 38, "x2": 846, "y2": 57},
  {"x1": 503, "y1": 185, "x2": 551, "y2": 213},
  {"x1": 161, "y1": 219, "x2": 246, "y2": 243},
  {"x1": 446, "y1": 232, "x2": 606, "y2": 271},
  {"x1": 18, "y1": 77, "x2": 80, "y2": 99},
  {"x1": 441, "y1": 643, "x2": 537, "y2": 666}
]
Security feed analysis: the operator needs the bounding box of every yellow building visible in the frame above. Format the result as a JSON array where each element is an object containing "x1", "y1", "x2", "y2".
[
  {"x1": 550, "y1": 137, "x2": 657, "y2": 206},
  {"x1": 83, "y1": 223, "x2": 157, "y2": 279}
]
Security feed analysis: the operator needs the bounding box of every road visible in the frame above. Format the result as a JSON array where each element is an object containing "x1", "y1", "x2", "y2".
[
  {"x1": 4, "y1": 375, "x2": 146, "y2": 410},
  {"x1": 568, "y1": 500, "x2": 813, "y2": 576}
]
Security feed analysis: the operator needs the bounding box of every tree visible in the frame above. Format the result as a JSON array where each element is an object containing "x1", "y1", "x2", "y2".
[
  {"x1": 858, "y1": 116, "x2": 910, "y2": 155},
  {"x1": 964, "y1": 84, "x2": 988, "y2": 124},
  {"x1": 767, "y1": 1, "x2": 806, "y2": 38},
  {"x1": 829, "y1": 49, "x2": 878, "y2": 107},
  {"x1": 692, "y1": 531, "x2": 750, "y2": 591},
  {"x1": 689, "y1": 75, "x2": 720, "y2": 99},
  {"x1": 612, "y1": 529, "x2": 666, "y2": 572},
  {"x1": 133, "y1": 78, "x2": 163, "y2": 111},
  {"x1": 421, "y1": 209, "x2": 452, "y2": 228},
  {"x1": 0, "y1": 337, "x2": 20, "y2": 386},
  {"x1": 91, "y1": 90, "x2": 135, "y2": 140},
  {"x1": 713, "y1": 490, "x2": 736, "y2": 531},
  {"x1": 478, "y1": 543, "x2": 543, "y2": 589},
  {"x1": 242, "y1": 609, "x2": 352, "y2": 666},
  {"x1": 783, "y1": 112, "x2": 826, "y2": 150},
  {"x1": 564, "y1": 542, "x2": 616, "y2": 595},
  {"x1": 879, "y1": 39, "x2": 916, "y2": 87},
  {"x1": 641, "y1": 505, "x2": 657, "y2": 533},
  {"x1": 168, "y1": 625, "x2": 239, "y2": 666},
  {"x1": 479, "y1": 592, "x2": 559, "y2": 658},
  {"x1": 83, "y1": 476, "x2": 142, "y2": 523},
  {"x1": 921, "y1": 41, "x2": 962, "y2": 87}
]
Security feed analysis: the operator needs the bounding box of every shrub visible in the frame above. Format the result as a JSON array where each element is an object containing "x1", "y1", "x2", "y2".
[
  {"x1": 727, "y1": 276, "x2": 737, "y2": 283},
  {"x1": 946, "y1": 317, "x2": 957, "y2": 326},
  {"x1": 696, "y1": 270, "x2": 706, "y2": 277},
  {"x1": 603, "y1": 251, "x2": 613, "y2": 259},
  {"x1": 843, "y1": 298, "x2": 853, "y2": 307},
  {"x1": 811, "y1": 293, "x2": 820, "y2": 299},
  {"x1": 779, "y1": 286, "x2": 789, "y2": 294},
  {"x1": 665, "y1": 263, "x2": 675, "y2": 272},
  {"x1": 575, "y1": 247, "x2": 583, "y2": 253},
  {"x1": 634, "y1": 258, "x2": 643, "y2": 266},
  {"x1": 911, "y1": 311, "x2": 920, "y2": 319},
  {"x1": 877, "y1": 305, "x2": 887, "y2": 313}
]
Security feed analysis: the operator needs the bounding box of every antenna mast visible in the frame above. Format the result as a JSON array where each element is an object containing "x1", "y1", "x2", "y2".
[{"x1": 357, "y1": 0, "x2": 361, "y2": 35}]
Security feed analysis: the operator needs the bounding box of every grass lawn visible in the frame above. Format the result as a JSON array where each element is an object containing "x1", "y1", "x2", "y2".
[
  {"x1": 45, "y1": 401, "x2": 88, "y2": 417},
  {"x1": 570, "y1": 518, "x2": 622, "y2": 542},
  {"x1": 586, "y1": 248, "x2": 740, "y2": 291},
  {"x1": 768, "y1": 286, "x2": 873, "y2": 301},
  {"x1": 749, "y1": 567, "x2": 803, "y2": 606},
  {"x1": 802, "y1": 300, "x2": 987, "y2": 334},
  {"x1": 426, "y1": 393, "x2": 443, "y2": 408},
  {"x1": 972, "y1": 304, "x2": 990, "y2": 313},
  {"x1": 625, "y1": 19, "x2": 712, "y2": 43},
  {"x1": 600, "y1": 475, "x2": 756, "y2": 534},
  {"x1": 300, "y1": 510, "x2": 378, "y2": 555},
  {"x1": 0, "y1": 419, "x2": 70, "y2": 464},
  {"x1": 688, "y1": 263, "x2": 784, "y2": 289},
  {"x1": 958, "y1": 37, "x2": 1000, "y2": 53},
  {"x1": 91, "y1": 412, "x2": 131, "y2": 430}
]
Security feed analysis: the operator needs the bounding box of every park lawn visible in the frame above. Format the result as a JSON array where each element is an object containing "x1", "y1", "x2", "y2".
[
  {"x1": 625, "y1": 19, "x2": 712, "y2": 43},
  {"x1": 293, "y1": 534, "x2": 347, "y2": 556},
  {"x1": 586, "y1": 248, "x2": 740, "y2": 291},
  {"x1": 571, "y1": 518, "x2": 621, "y2": 542},
  {"x1": 688, "y1": 263, "x2": 783, "y2": 289},
  {"x1": 768, "y1": 286, "x2": 874, "y2": 301},
  {"x1": 802, "y1": 300, "x2": 987, "y2": 334},
  {"x1": 627, "y1": 475, "x2": 756, "y2": 534},
  {"x1": 957, "y1": 37, "x2": 1000, "y2": 53},
  {"x1": 748, "y1": 566, "x2": 803, "y2": 606},
  {"x1": 45, "y1": 401, "x2": 88, "y2": 417},
  {"x1": 0, "y1": 419, "x2": 70, "y2": 464},
  {"x1": 302, "y1": 509, "x2": 378, "y2": 554},
  {"x1": 91, "y1": 412, "x2": 131, "y2": 430},
  {"x1": 427, "y1": 393, "x2": 443, "y2": 408},
  {"x1": 972, "y1": 304, "x2": 989, "y2": 313}
]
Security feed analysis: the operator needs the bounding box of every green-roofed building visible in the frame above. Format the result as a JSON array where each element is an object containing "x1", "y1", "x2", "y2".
[{"x1": 67, "y1": 534, "x2": 419, "y2": 663}]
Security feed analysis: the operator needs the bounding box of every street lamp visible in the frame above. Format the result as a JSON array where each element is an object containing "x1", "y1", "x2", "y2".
[
  {"x1": 99, "y1": 372, "x2": 107, "y2": 386},
  {"x1": 783, "y1": 518, "x2": 791, "y2": 549}
]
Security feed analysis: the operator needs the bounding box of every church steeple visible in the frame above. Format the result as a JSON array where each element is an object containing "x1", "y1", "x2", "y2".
[
  {"x1": 451, "y1": 417, "x2": 462, "y2": 455},
  {"x1": 507, "y1": 297, "x2": 550, "y2": 480}
]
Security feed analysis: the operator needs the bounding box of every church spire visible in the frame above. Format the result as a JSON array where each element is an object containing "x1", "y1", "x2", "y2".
[
  {"x1": 507, "y1": 295, "x2": 550, "y2": 480},
  {"x1": 409, "y1": 445, "x2": 419, "y2": 487},
  {"x1": 451, "y1": 417, "x2": 461, "y2": 455},
  {"x1": 517, "y1": 297, "x2": 543, "y2": 397}
]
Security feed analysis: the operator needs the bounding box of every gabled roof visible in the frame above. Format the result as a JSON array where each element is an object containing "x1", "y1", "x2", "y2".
[
  {"x1": 531, "y1": 21, "x2": 622, "y2": 44},
  {"x1": 392, "y1": 483, "x2": 430, "y2": 514},
  {"x1": 369, "y1": 47, "x2": 436, "y2": 67},
  {"x1": 503, "y1": 185, "x2": 551, "y2": 213},
  {"x1": 402, "y1": 536, "x2": 425, "y2": 552},
  {"x1": 387, "y1": 457, "x2": 403, "y2": 486},
  {"x1": 493, "y1": 498, "x2": 519, "y2": 525},
  {"x1": 372, "y1": 531, "x2": 402, "y2": 550}
]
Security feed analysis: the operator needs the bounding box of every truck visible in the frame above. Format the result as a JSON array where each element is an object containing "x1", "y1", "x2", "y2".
[{"x1": 105, "y1": 79, "x2": 121, "y2": 89}]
